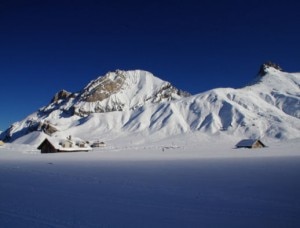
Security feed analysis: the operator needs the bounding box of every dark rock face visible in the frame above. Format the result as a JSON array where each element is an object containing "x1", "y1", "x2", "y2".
[
  {"x1": 0, "y1": 127, "x2": 12, "y2": 142},
  {"x1": 151, "y1": 83, "x2": 191, "y2": 102},
  {"x1": 39, "y1": 121, "x2": 58, "y2": 135},
  {"x1": 51, "y1": 90, "x2": 74, "y2": 103},
  {"x1": 258, "y1": 61, "x2": 283, "y2": 76}
]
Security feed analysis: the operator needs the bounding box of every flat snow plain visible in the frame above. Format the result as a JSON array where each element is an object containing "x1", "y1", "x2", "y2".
[{"x1": 1, "y1": 137, "x2": 300, "y2": 228}]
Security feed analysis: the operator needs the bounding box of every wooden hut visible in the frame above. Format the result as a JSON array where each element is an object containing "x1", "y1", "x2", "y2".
[
  {"x1": 236, "y1": 139, "x2": 266, "y2": 149},
  {"x1": 37, "y1": 138, "x2": 58, "y2": 153},
  {"x1": 37, "y1": 137, "x2": 92, "y2": 153}
]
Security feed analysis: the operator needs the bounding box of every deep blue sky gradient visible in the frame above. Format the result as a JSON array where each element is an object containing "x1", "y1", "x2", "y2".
[{"x1": 1, "y1": 0, "x2": 300, "y2": 130}]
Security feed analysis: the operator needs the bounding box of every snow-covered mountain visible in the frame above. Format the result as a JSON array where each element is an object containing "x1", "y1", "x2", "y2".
[
  {"x1": 0, "y1": 70, "x2": 190, "y2": 143},
  {"x1": 43, "y1": 69, "x2": 190, "y2": 116},
  {"x1": 1, "y1": 64, "x2": 299, "y2": 145}
]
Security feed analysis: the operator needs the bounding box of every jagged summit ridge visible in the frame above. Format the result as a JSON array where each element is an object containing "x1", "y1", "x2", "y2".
[
  {"x1": 258, "y1": 61, "x2": 283, "y2": 76},
  {"x1": 0, "y1": 70, "x2": 191, "y2": 142},
  {"x1": 42, "y1": 69, "x2": 191, "y2": 116},
  {"x1": 1, "y1": 65, "x2": 299, "y2": 144},
  {"x1": 80, "y1": 70, "x2": 127, "y2": 102},
  {"x1": 51, "y1": 90, "x2": 75, "y2": 103},
  {"x1": 73, "y1": 70, "x2": 191, "y2": 115}
]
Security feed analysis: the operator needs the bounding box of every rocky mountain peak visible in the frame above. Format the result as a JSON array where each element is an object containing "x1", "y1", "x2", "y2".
[
  {"x1": 258, "y1": 61, "x2": 283, "y2": 76},
  {"x1": 41, "y1": 70, "x2": 191, "y2": 117},
  {"x1": 80, "y1": 70, "x2": 126, "y2": 102},
  {"x1": 71, "y1": 70, "x2": 191, "y2": 116},
  {"x1": 50, "y1": 90, "x2": 74, "y2": 103},
  {"x1": 1, "y1": 67, "x2": 299, "y2": 143}
]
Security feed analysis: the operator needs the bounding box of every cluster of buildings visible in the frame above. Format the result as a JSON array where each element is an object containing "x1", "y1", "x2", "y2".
[
  {"x1": 36, "y1": 137, "x2": 265, "y2": 154},
  {"x1": 37, "y1": 136, "x2": 106, "y2": 153},
  {"x1": 1, "y1": 135, "x2": 266, "y2": 153}
]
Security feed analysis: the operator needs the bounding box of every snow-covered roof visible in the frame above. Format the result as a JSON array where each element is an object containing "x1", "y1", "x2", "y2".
[{"x1": 38, "y1": 137, "x2": 92, "y2": 151}]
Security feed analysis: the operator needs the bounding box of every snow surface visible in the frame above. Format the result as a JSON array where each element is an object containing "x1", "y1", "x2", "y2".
[
  {"x1": 1, "y1": 66, "x2": 299, "y2": 226},
  {"x1": 1, "y1": 137, "x2": 300, "y2": 227},
  {"x1": 2, "y1": 67, "x2": 299, "y2": 145}
]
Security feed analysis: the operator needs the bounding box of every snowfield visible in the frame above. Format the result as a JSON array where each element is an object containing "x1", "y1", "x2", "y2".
[
  {"x1": 1, "y1": 64, "x2": 299, "y2": 227},
  {"x1": 1, "y1": 137, "x2": 300, "y2": 228},
  {"x1": 2, "y1": 66, "x2": 300, "y2": 144}
]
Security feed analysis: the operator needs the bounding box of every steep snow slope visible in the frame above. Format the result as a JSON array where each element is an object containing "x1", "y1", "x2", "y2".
[
  {"x1": 43, "y1": 69, "x2": 190, "y2": 116},
  {"x1": 1, "y1": 65, "x2": 299, "y2": 145},
  {"x1": 0, "y1": 70, "x2": 190, "y2": 142},
  {"x1": 176, "y1": 68, "x2": 300, "y2": 139}
]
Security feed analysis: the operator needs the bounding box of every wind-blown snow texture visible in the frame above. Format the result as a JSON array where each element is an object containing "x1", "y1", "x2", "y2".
[{"x1": 1, "y1": 66, "x2": 299, "y2": 145}]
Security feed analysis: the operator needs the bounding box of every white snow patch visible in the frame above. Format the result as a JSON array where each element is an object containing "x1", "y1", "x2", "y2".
[{"x1": 0, "y1": 137, "x2": 300, "y2": 227}]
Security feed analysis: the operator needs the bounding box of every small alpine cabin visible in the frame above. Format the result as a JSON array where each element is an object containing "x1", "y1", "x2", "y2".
[
  {"x1": 236, "y1": 139, "x2": 266, "y2": 149},
  {"x1": 37, "y1": 137, "x2": 92, "y2": 153}
]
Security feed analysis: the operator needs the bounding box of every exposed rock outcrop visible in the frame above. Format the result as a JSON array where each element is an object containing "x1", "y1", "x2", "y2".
[
  {"x1": 39, "y1": 121, "x2": 58, "y2": 136},
  {"x1": 258, "y1": 61, "x2": 283, "y2": 76},
  {"x1": 3, "y1": 65, "x2": 299, "y2": 144},
  {"x1": 51, "y1": 90, "x2": 75, "y2": 103}
]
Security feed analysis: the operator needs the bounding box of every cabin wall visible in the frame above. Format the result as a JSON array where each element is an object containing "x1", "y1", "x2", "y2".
[
  {"x1": 253, "y1": 141, "x2": 263, "y2": 148},
  {"x1": 40, "y1": 144, "x2": 57, "y2": 153},
  {"x1": 62, "y1": 141, "x2": 73, "y2": 148}
]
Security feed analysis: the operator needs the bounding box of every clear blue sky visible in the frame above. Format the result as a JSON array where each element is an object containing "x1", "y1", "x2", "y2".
[{"x1": 1, "y1": 0, "x2": 300, "y2": 130}]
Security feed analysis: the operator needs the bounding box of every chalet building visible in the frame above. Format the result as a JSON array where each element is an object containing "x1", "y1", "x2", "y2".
[
  {"x1": 236, "y1": 139, "x2": 266, "y2": 149},
  {"x1": 0, "y1": 140, "x2": 4, "y2": 146},
  {"x1": 37, "y1": 137, "x2": 92, "y2": 153},
  {"x1": 76, "y1": 141, "x2": 88, "y2": 148},
  {"x1": 60, "y1": 139, "x2": 73, "y2": 148},
  {"x1": 38, "y1": 138, "x2": 57, "y2": 153}
]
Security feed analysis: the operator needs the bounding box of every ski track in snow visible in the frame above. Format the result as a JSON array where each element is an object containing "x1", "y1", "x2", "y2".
[{"x1": 1, "y1": 146, "x2": 300, "y2": 228}]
